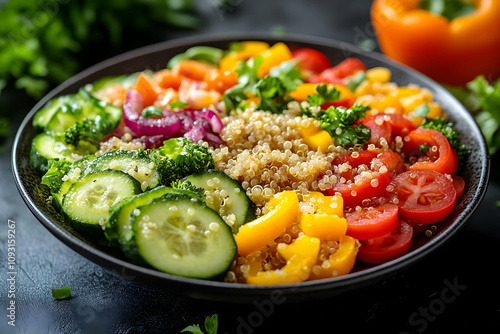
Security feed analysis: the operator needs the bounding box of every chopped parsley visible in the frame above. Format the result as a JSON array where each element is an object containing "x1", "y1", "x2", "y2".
[
  {"x1": 318, "y1": 104, "x2": 371, "y2": 147},
  {"x1": 51, "y1": 287, "x2": 72, "y2": 300},
  {"x1": 181, "y1": 314, "x2": 218, "y2": 334},
  {"x1": 222, "y1": 56, "x2": 302, "y2": 113}
]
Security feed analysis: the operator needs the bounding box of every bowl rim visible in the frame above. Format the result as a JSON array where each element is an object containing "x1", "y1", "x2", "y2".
[{"x1": 12, "y1": 32, "x2": 491, "y2": 302}]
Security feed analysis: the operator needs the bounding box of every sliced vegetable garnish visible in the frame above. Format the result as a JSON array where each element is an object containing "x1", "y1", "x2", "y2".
[
  {"x1": 388, "y1": 169, "x2": 457, "y2": 224},
  {"x1": 29, "y1": 41, "x2": 468, "y2": 285},
  {"x1": 358, "y1": 220, "x2": 413, "y2": 264}
]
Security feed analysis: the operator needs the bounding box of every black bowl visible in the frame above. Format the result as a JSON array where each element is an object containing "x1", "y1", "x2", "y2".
[{"x1": 12, "y1": 33, "x2": 490, "y2": 303}]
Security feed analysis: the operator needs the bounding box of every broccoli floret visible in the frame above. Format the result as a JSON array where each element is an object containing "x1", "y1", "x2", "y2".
[
  {"x1": 154, "y1": 137, "x2": 215, "y2": 185},
  {"x1": 318, "y1": 104, "x2": 371, "y2": 147},
  {"x1": 63, "y1": 116, "x2": 114, "y2": 146},
  {"x1": 421, "y1": 117, "x2": 470, "y2": 169},
  {"x1": 41, "y1": 159, "x2": 73, "y2": 193},
  {"x1": 170, "y1": 179, "x2": 205, "y2": 199}
]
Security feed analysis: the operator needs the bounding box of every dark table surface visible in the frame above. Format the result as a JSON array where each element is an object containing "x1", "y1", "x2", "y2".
[{"x1": 2, "y1": 1, "x2": 500, "y2": 333}]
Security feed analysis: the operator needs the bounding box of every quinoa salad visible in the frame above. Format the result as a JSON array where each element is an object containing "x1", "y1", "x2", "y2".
[{"x1": 30, "y1": 41, "x2": 468, "y2": 284}]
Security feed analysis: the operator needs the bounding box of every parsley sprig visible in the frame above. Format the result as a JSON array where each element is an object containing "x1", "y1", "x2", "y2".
[
  {"x1": 222, "y1": 57, "x2": 302, "y2": 113},
  {"x1": 319, "y1": 104, "x2": 371, "y2": 147},
  {"x1": 181, "y1": 314, "x2": 218, "y2": 334}
]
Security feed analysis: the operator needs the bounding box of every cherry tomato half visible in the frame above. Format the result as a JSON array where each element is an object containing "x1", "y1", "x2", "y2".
[
  {"x1": 375, "y1": 151, "x2": 406, "y2": 177},
  {"x1": 403, "y1": 128, "x2": 458, "y2": 176},
  {"x1": 389, "y1": 169, "x2": 457, "y2": 224},
  {"x1": 359, "y1": 115, "x2": 392, "y2": 147},
  {"x1": 452, "y1": 175, "x2": 465, "y2": 197},
  {"x1": 357, "y1": 220, "x2": 413, "y2": 264},
  {"x1": 292, "y1": 48, "x2": 332, "y2": 75},
  {"x1": 326, "y1": 150, "x2": 392, "y2": 207},
  {"x1": 310, "y1": 58, "x2": 366, "y2": 84},
  {"x1": 345, "y1": 203, "x2": 399, "y2": 240},
  {"x1": 382, "y1": 113, "x2": 416, "y2": 138}
]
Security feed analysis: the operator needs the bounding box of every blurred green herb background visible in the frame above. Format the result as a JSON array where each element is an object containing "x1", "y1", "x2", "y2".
[
  {"x1": 0, "y1": 0, "x2": 203, "y2": 99},
  {"x1": 0, "y1": 0, "x2": 221, "y2": 149}
]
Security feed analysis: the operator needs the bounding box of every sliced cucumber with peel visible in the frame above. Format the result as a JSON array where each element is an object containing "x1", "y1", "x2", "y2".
[
  {"x1": 130, "y1": 193, "x2": 236, "y2": 279},
  {"x1": 184, "y1": 169, "x2": 256, "y2": 234},
  {"x1": 62, "y1": 169, "x2": 141, "y2": 237},
  {"x1": 105, "y1": 186, "x2": 201, "y2": 257}
]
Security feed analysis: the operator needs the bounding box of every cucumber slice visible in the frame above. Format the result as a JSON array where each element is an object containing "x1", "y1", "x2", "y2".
[
  {"x1": 32, "y1": 95, "x2": 78, "y2": 132},
  {"x1": 88, "y1": 149, "x2": 162, "y2": 191},
  {"x1": 90, "y1": 73, "x2": 140, "y2": 93},
  {"x1": 184, "y1": 169, "x2": 256, "y2": 234},
  {"x1": 51, "y1": 156, "x2": 96, "y2": 213},
  {"x1": 131, "y1": 193, "x2": 236, "y2": 279},
  {"x1": 37, "y1": 88, "x2": 121, "y2": 135},
  {"x1": 30, "y1": 133, "x2": 97, "y2": 175},
  {"x1": 45, "y1": 107, "x2": 80, "y2": 133},
  {"x1": 62, "y1": 170, "x2": 141, "y2": 237},
  {"x1": 105, "y1": 186, "x2": 201, "y2": 255}
]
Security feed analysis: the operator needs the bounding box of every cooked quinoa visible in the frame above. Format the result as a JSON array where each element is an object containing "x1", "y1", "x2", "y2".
[{"x1": 212, "y1": 102, "x2": 350, "y2": 211}]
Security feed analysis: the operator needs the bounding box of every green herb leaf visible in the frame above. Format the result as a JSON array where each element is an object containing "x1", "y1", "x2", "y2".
[
  {"x1": 413, "y1": 104, "x2": 431, "y2": 118},
  {"x1": 204, "y1": 314, "x2": 219, "y2": 334},
  {"x1": 420, "y1": 117, "x2": 469, "y2": 169},
  {"x1": 169, "y1": 101, "x2": 189, "y2": 109},
  {"x1": 307, "y1": 84, "x2": 340, "y2": 107},
  {"x1": 346, "y1": 71, "x2": 367, "y2": 92},
  {"x1": 418, "y1": 144, "x2": 430, "y2": 153},
  {"x1": 180, "y1": 314, "x2": 219, "y2": 334},
  {"x1": 52, "y1": 287, "x2": 71, "y2": 300},
  {"x1": 180, "y1": 325, "x2": 204, "y2": 334},
  {"x1": 142, "y1": 106, "x2": 164, "y2": 118},
  {"x1": 269, "y1": 59, "x2": 302, "y2": 93},
  {"x1": 319, "y1": 104, "x2": 371, "y2": 147},
  {"x1": 255, "y1": 76, "x2": 288, "y2": 114},
  {"x1": 222, "y1": 56, "x2": 262, "y2": 112}
]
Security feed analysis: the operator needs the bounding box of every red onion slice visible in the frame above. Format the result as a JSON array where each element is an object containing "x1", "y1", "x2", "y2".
[{"x1": 123, "y1": 90, "x2": 181, "y2": 137}]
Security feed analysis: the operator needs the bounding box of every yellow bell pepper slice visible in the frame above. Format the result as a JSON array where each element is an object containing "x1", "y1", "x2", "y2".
[
  {"x1": 246, "y1": 235, "x2": 320, "y2": 285},
  {"x1": 257, "y1": 42, "x2": 293, "y2": 78},
  {"x1": 366, "y1": 67, "x2": 391, "y2": 84},
  {"x1": 219, "y1": 41, "x2": 270, "y2": 72},
  {"x1": 298, "y1": 121, "x2": 333, "y2": 152},
  {"x1": 300, "y1": 214, "x2": 347, "y2": 242},
  {"x1": 300, "y1": 192, "x2": 347, "y2": 241},
  {"x1": 289, "y1": 83, "x2": 352, "y2": 103},
  {"x1": 235, "y1": 191, "x2": 299, "y2": 257},
  {"x1": 302, "y1": 192, "x2": 344, "y2": 217},
  {"x1": 309, "y1": 235, "x2": 359, "y2": 280}
]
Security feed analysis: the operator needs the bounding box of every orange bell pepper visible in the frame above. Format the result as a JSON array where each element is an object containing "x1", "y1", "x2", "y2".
[
  {"x1": 135, "y1": 73, "x2": 160, "y2": 108},
  {"x1": 371, "y1": 0, "x2": 500, "y2": 85},
  {"x1": 173, "y1": 60, "x2": 217, "y2": 82}
]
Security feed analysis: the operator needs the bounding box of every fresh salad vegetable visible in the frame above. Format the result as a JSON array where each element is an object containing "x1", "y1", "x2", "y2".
[
  {"x1": 31, "y1": 41, "x2": 468, "y2": 284},
  {"x1": 371, "y1": 0, "x2": 500, "y2": 85}
]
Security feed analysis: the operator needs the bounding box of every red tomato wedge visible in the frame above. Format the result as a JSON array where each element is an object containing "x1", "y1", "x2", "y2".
[
  {"x1": 359, "y1": 115, "x2": 392, "y2": 147},
  {"x1": 375, "y1": 151, "x2": 406, "y2": 176},
  {"x1": 402, "y1": 128, "x2": 458, "y2": 176},
  {"x1": 452, "y1": 175, "x2": 465, "y2": 197},
  {"x1": 345, "y1": 203, "x2": 399, "y2": 240},
  {"x1": 389, "y1": 169, "x2": 457, "y2": 224},
  {"x1": 292, "y1": 48, "x2": 332, "y2": 75},
  {"x1": 326, "y1": 150, "x2": 392, "y2": 207},
  {"x1": 357, "y1": 220, "x2": 413, "y2": 264},
  {"x1": 384, "y1": 114, "x2": 416, "y2": 138},
  {"x1": 309, "y1": 58, "x2": 366, "y2": 84}
]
